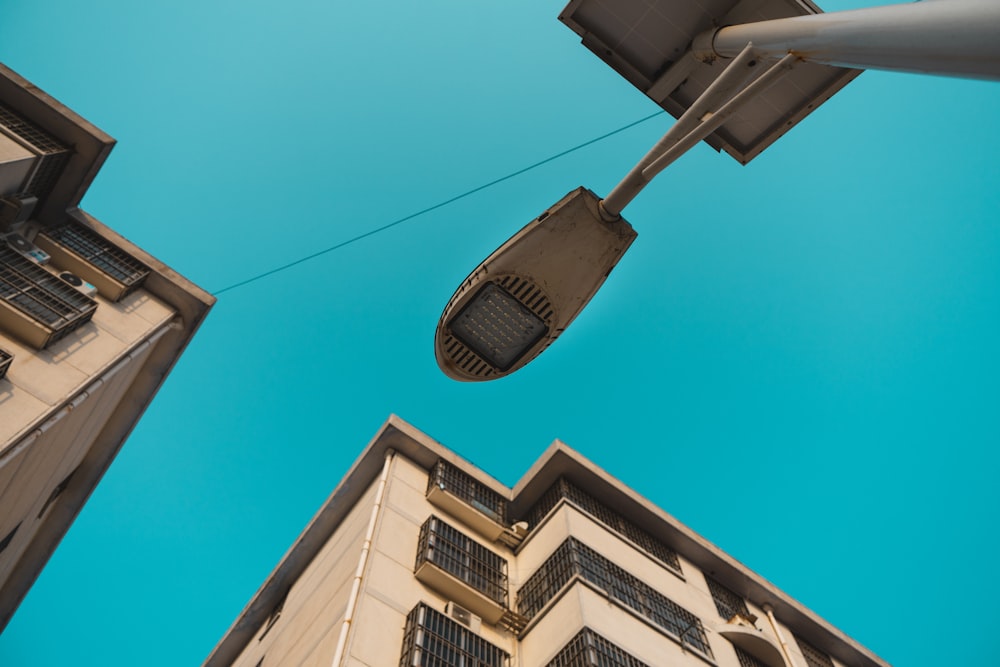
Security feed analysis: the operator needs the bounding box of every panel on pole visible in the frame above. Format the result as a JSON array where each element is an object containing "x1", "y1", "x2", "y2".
[{"x1": 559, "y1": 0, "x2": 861, "y2": 164}]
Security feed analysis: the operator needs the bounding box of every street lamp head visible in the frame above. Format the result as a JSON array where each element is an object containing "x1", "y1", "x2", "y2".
[{"x1": 435, "y1": 187, "x2": 637, "y2": 381}]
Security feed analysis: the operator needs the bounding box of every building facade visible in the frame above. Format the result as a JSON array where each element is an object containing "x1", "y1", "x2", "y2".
[
  {"x1": 205, "y1": 417, "x2": 889, "y2": 667},
  {"x1": 0, "y1": 63, "x2": 213, "y2": 629}
]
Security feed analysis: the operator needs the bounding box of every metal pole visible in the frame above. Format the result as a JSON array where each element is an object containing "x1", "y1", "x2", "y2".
[
  {"x1": 601, "y1": 43, "x2": 761, "y2": 219},
  {"x1": 694, "y1": 0, "x2": 1000, "y2": 80},
  {"x1": 641, "y1": 54, "x2": 799, "y2": 182}
]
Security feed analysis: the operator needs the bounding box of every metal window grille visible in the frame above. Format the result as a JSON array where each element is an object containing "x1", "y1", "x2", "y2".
[
  {"x1": 796, "y1": 637, "x2": 835, "y2": 667},
  {"x1": 416, "y1": 515, "x2": 509, "y2": 607},
  {"x1": 735, "y1": 647, "x2": 770, "y2": 667},
  {"x1": 399, "y1": 602, "x2": 509, "y2": 667},
  {"x1": 0, "y1": 347, "x2": 11, "y2": 380},
  {"x1": 520, "y1": 477, "x2": 682, "y2": 575},
  {"x1": 0, "y1": 104, "x2": 70, "y2": 201},
  {"x1": 39, "y1": 221, "x2": 150, "y2": 298},
  {"x1": 705, "y1": 576, "x2": 751, "y2": 621},
  {"x1": 516, "y1": 537, "x2": 712, "y2": 657},
  {"x1": 0, "y1": 244, "x2": 97, "y2": 346},
  {"x1": 545, "y1": 628, "x2": 651, "y2": 667},
  {"x1": 428, "y1": 460, "x2": 508, "y2": 526}
]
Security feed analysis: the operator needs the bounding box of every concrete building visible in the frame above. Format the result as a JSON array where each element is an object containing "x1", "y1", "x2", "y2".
[
  {"x1": 205, "y1": 416, "x2": 889, "y2": 667},
  {"x1": 0, "y1": 63, "x2": 213, "y2": 629}
]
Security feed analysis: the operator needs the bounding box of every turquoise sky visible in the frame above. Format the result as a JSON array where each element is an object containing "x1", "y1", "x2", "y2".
[{"x1": 2, "y1": 1, "x2": 998, "y2": 665}]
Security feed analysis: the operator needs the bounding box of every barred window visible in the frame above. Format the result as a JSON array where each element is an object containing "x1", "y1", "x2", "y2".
[
  {"x1": 416, "y1": 515, "x2": 509, "y2": 607},
  {"x1": 796, "y1": 637, "x2": 835, "y2": 667},
  {"x1": 0, "y1": 103, "x2": 70, "y2": 201},
  {"x1": 37, "y1": 221, "x2": 150, "y2": 300},
  {"x1": 0, "y1": 243, "x2": 97, "y2": 347},
  {"x1": 735, "y1": 646, "x2": 770, "y2": 667},
  {"x1": 705, "y1": 576, "x2": 751, "y2": 621},
  {"x1": 519, "y1": 477, "x2": 681, "y2": 575},
  {"x1": 399, "y1": 602, "x2": 509, "y2": 667},
  {"x1": 0, "y1": 346, "x2": 12, "y2": 380},
  {"x1": 517, "y1": 538, "x2": 712, "y2": 657},
  {"x1": 428, "y1": 460, "x2": 508, "y2": 525},
  {"x1": 545, "y1": 628, "x2": 651, "y2": 667}
]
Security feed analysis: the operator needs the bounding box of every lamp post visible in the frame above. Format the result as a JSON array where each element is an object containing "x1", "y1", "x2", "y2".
[{"x1": 435, "y1": 0, "x2": 1000, "y2": 382}]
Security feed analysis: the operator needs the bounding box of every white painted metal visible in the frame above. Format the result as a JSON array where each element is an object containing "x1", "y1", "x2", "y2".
[
  {"x1": 330, "y1": 448, "x2": 394, "y2": 667},
  {"x1": 700, "y1": 0, "x2": 1000, "y2": 80},
  {"x1": 603, "y1": 48, "x2": 803, "y2": 218}
]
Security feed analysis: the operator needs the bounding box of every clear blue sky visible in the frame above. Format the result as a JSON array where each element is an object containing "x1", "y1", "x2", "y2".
[{"x1": 2, "y1": 1, "x2": 999, "y2": 665}]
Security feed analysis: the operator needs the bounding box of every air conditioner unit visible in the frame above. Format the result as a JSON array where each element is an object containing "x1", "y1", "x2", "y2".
[
  {"x1": 5, "y1": 232, "x2": 50, "y2": 264},
  {"x1": 34, "y1": 221, "x2": 150, "y2": 302},
  {"x1": 58, "y1": 271, "x2": 98, "y2": 298},
  {"x1": 445, "y1": 601, "x2": 482, "y2": 633}
]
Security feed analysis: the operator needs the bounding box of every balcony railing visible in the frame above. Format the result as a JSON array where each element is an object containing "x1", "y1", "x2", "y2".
[
  {"x1": 706, "y1": 576, "x2": 752, "y2": 621},
  {"x1": 399, "y1": 602, "x2": 509, "y2": 667},
  {"x1": 517, "y1": 538, "x2": 712, "y2": 658},
  {"x1": 428, "y1": 460, "x2": 508, "y2": 525},
  {"x1": 545, "y1": 628, "x2": 651, "y2": 667},
  {"x1": 519, "y1": 477, "x2": 682, "y2": 575},
  {"x1": 0, "y1": 243, "x2": 97, "y2": 348},
  {"x1": 416, "y1": 515, "x2": 509, "y2": 613}
]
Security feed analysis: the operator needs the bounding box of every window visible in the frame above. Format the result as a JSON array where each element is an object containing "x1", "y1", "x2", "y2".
[
  {"x1": 735, "y1": 646, "x2": 770, "y2": 667},
  {"x1": 519, "y1": 477, "x2": 682, "y2": 575},
  {"x1": 37, "y1": 220, "x2": 150, "y2": 301},
  {"x1": 545, "y1": 628, "x2": 651, "y2": 667},
  {"x1": 428, "y1": 460, "x2": 508, "y2": 525},
  {"x1": 399, "y1": 602, "x2": 509, "y2": 667},
  {"x1": 0, "y1": 243, "x2": 97, "y2": 348},
  {"x1": 416, "y1": 515, "x2": 509, "y2": 607},
  {"x1": 517, "y1": 538, "x2": 712, "y2": 657},
  {"x1": 796, "y1": 637, "x2": 835, "y2": 667},
  {"x1": 0, "y1": 103, "x2": 70, "y2": 201},
  {"x1": 705, "y1": 576, "x2": 751, "y2": 621}
]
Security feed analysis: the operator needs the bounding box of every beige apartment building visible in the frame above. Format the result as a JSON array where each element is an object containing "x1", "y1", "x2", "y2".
[
  {"x1": 0, "y1": 63, "x2": 213, "y2": 629},
  {"x1": 205, "y1": 416, "x2": 888, "y2": 667}
]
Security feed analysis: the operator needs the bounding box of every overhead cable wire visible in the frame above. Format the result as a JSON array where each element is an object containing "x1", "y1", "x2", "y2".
[{"x1": 212, "y1": 110, "x2": 665, "y2": 296}]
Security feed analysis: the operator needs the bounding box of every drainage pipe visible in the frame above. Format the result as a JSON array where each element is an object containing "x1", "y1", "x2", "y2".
[
  {"x1": 762, "y1": 604, "x2": 795, "y2": 667},
  {"x1": 330, "y1": 448, "x2": 395, "y2": 667}
]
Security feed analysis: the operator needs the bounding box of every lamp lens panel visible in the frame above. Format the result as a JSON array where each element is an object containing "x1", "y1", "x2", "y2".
[{"x1": 449, "y1": 281, "x2": 548, "y2": 371}]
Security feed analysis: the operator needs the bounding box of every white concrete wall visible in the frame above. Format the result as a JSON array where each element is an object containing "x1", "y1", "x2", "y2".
[
  {"x1": 344, "y1": 454, "x2": 516, "y2": 667},
  {"x1": 0, "y1": 287, "x2": 174, "y2": 596}
]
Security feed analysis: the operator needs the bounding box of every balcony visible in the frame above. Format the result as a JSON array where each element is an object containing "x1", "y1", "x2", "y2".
[
  {"x1": 36, "y1": 221, "x2": 150, "y2": 302},
  {"x1": 414, "y1": 515, "x2": 509, "y2": 624},
  {"x1": 426, "y1": 459, "x2": 510, "y2": 543},
  {"x1": 0, "y1": 243, "x2": 97, "y2": 348},
  {"x1": 399, "y1": 602, "x2": 510, "y2": 667}
]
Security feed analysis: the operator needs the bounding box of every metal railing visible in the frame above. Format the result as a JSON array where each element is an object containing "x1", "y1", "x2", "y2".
[
  {"x1": 706, "y1": 576, "x2": 751, "y2": 621},
  {"x1": 545, "y1": 628, "x2": 650, "y2": 667},
  {"x1": 517, "y1": 538, "x2": 712, "y2": 657},
  {"x1": 520, "y1": 477, "x2": 682, "y2": 575},
  {"x1": 398, "y1": 602, "x2": 509, "y2": 667},
  {"x1": 416, "y1": 515, "x2": 509, "y2": 607},
  {"x1": 428, "y1": 459, "x2": 508, "y2": 526}
]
